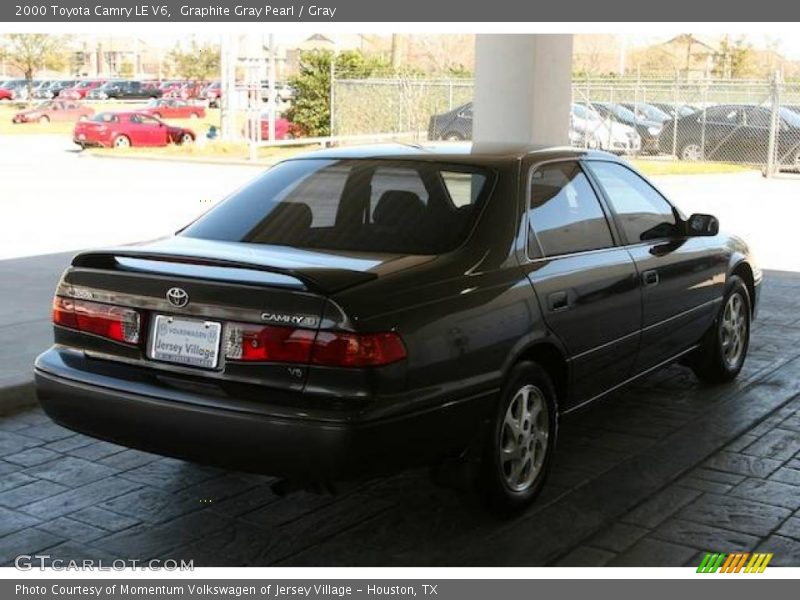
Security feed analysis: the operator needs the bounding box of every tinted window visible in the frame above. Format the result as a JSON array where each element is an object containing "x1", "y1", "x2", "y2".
[
  {"x1": 369, "y1": 167, "x2": 429, "y2": 222},
  {"x1": 181, "y1": 159, "x2": 492, "y2": 255},
  {"x1": 441, "y1": 171, "x2": 486, "y2": 208},
  {"x1": 528, "y1": 162, "x2": 613, "y2": 257},
  {"x1": 705, "y1": 106, "x2": 741, "y2": 125},
  {"x1": 587, "y1": 162, "x2": 677, "y2": 243}
]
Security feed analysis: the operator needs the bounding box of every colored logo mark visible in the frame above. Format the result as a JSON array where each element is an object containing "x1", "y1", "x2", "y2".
[{"x1": 697, "y1": 552, "x2": 773, "y2": 573}]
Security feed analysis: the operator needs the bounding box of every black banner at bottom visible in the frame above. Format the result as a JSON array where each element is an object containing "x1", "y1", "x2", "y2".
[{"x1": 3, "y1": 579, "x2": 796, "y2": 600}]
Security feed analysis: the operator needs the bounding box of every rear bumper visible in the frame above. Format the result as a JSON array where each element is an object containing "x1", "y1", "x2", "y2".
[{"x1": 35, "y1": 347, "x2": 492, "y2": 480}]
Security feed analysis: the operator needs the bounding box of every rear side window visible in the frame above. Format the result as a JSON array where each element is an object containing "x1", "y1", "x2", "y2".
[
  {"x1": 528, "y1": 162, "x2": 614, "y2": 257},
  {"x1": 181, "y1": 159, "x2": 492, "y2": 255},
  {"x1": 586, "y1": 161, "x2": 677, "y2": 243},
  {"x1": 441, "y1": 171, "x2": 486, "y2": 207}
]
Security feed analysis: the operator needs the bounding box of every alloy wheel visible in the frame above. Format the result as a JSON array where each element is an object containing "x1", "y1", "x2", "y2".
[
  {"x1": 720, "y1": 292, "x2": 747, "y2": 369},
  {"x1": 681, "y1": 143, "x2": 703, "y2": 161},
  {"x1": 500, "y1": 384, "x2": 549, "y2": 492}
]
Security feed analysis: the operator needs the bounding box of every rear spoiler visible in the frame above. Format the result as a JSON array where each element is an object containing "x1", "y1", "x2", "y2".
[{"x1": 71, "y1": 249, "x2": 378, "y2": 295}]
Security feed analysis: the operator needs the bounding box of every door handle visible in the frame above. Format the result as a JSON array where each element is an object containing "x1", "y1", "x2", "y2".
[
  {"x1": 642, "y1": 269, "x2": 660, "y2": 287},
  {"x1": 548, "y1": 291, "x2": 569, "y2": 312}
]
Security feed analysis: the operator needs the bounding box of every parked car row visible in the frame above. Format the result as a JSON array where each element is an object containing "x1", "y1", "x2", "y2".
[
  {"x1": 429, "y1": 100, "x2": 800, "y2": 166},
  {"x1": 428, "y1": 102, "x2": 644, "y2": 155}
]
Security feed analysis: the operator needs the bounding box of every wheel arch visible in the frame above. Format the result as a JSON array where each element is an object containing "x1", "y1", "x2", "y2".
[
  {"x1": 730, "y1": 260, "x2": 756, "y2": 315},
  {"x1": 507, "y1": 339, "x2": 570, "y2": 413}
]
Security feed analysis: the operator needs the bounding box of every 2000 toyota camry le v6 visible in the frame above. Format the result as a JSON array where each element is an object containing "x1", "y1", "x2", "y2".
[{"x1": 34, "y1": 144, "x2": 761, "y2": 511}]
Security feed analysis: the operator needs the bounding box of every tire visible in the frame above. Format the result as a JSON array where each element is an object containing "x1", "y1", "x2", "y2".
[
  {"x1": 476, "y1": 361, "x2": 558, "y2": 512},
  {"x1": 178, "y1": 133, "x2": 194, "y2": 145},
  {"x1": 112, "y1": 135, "x2": 131, "y2": 149},
  {"x1": 690, "y1": 275, "x2": 751, "y2": 384},
  {"x1": 679, "y1": 142, "x2": 704, "y2": 161},
  {"x1": 38, "y1": 115, "x2": 49, "y2": 124}
]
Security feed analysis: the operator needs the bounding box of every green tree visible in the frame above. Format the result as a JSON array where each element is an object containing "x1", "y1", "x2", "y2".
[
  {"x1": 0, "y1": 34, "x2": 68, "y2": 102},
  {"x1": 168, "y1": 40, "x2": 220, "y2": 90},
  {"x1": 286, "y1": 49, "x2": 390, "y2": 137}
]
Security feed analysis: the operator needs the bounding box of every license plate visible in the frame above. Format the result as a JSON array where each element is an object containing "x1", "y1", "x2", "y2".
[{"x1": 149, "y1": 315, "x2": 222, "y2": 369}]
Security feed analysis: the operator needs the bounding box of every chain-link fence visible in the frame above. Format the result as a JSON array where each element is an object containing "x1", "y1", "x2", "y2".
[{"x1": 332, "y1": 76, "x2": 800, "y2": 173}]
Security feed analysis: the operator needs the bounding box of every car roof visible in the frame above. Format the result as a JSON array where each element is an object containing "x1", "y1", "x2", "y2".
[{"x1": 285, "y1": 142, "x2": 620, "y2": 164}]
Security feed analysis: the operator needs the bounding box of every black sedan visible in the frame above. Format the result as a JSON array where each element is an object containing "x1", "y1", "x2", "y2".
[
  {"x1": 35, "y1": 144, "x2": 761, "y2": 511},
  {"x1": 428, "y1": 102, "x2": 473, "y2": 140},
  {"x1": 590, "y1": 101, "x2": 664, "y2": 153},
  {"x1": 661, "y1": 103, "x2": 800, "y2": 167}
]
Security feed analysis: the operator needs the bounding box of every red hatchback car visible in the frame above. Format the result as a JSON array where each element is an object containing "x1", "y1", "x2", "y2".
[
  {"x1": 139, "y1": 98, "x2": 206, "y2": 120},
  {"x1": 73, "y1": 112, "x2": 196, "y2": 148}
]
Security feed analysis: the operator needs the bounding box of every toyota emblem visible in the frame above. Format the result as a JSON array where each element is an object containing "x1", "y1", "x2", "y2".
[{"x1": 166, "y1": 287, "x2": 189, "y2": 308}]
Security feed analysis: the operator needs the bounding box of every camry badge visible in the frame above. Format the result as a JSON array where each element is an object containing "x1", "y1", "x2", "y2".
[{"x1": 166, "y1": 287, "x2": 189, "y2": 308}]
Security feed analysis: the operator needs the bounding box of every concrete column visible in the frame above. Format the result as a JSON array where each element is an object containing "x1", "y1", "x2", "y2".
[{"x1": 473, "y1": 34, "x2": 573, "y2": 147}]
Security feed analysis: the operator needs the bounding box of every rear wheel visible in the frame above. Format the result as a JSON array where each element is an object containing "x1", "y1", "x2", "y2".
[
  {"x1": 690, "y1": 275, "x2": 751, "y2": 383},
  {"x1": 179, "y1": 132, "x2": 194, "y2": 145},
  {"x1": 113, "y1": 135, "x2": 131, "y2": 149},
  {"x1": 476, "y1": 361, "x2": 557, "y2": 512},
  {"x1": 38, "y1": 115, "x2": 49, "y2": 124},
  {"x1": 679, "y1": 142, "x2": 703, "y2": 161}
]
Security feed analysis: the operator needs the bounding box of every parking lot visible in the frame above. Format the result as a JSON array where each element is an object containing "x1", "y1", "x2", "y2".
[{"x1": 1, "y1": 134, "x2": 799, "y2": 567}]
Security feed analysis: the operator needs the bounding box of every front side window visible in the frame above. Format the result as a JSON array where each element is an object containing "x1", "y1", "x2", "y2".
[
  {"x1": 528, "y1": 161, "x2": 614, "y2": 257},
  {"x1": 587, "y1": 161, "x2": 678, "y2": 243},
  {"x1": 181, "y1": 159, "x2": 492, "y2": 255}
]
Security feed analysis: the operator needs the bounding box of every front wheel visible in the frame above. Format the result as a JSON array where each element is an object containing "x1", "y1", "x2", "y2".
[
  {"x1": 38, "y1": 115, "x2": 50, "y2": 124},
  {"x1": 113, "y1": 135, "x2": 131, "y2": 149},
  {"x1": 690, "y1": 275, "x2": 751, "y2": 383},
  {"x1": 178, "y1": 133, "x2": 194, "y2": 145},
  {"x1": 476, "y1": 361, "x2": 558, "y2": 512}
]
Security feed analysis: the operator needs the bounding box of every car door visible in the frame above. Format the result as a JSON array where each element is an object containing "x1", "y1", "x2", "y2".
[
  {"x1": 585, "y1": 160, "x2": 724, "y2": 374},
  {"x1": 697, "y1": 106, "x2": 743, "y2": 161},
  {"x1": 138, "y1": 115, "x2": 168, "y2": 145},
  {"x1": 741, "y1": 106, "x2": 772, "y2": 164},
  {"x1": 520, "y1": 160, "x2": 642, "y2": 407}
]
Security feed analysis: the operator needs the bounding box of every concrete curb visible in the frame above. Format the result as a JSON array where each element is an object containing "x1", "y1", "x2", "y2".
[
  {"x1": 83, "y1": 151, "x2": 281, "y2": 168},
  {"x1": 0, "y1": 380, "x2": 36, "y2": 415}
]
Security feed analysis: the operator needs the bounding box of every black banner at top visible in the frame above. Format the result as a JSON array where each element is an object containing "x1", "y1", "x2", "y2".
[{"x1": 2, "y1": 0, "x2": 799, "y2": 22}]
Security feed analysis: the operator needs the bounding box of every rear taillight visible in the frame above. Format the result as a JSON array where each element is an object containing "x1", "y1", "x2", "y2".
[
  {"x1": 224, "y1": 323, "x2": 315, "y2": 363},
  {"x1": 225, "y1": 323, "x2": 406, "y2": 367},
  {"x1": 311, "y1": 331, "x2": 407, "y2": 367},
  {"x1": 53, "y1": 297, "x2": 140, "y2": 344}
]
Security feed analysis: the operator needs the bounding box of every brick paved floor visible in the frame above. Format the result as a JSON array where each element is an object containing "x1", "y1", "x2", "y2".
[{"x1": 0, "y1": 270, "x2": 798, "y2": 567}]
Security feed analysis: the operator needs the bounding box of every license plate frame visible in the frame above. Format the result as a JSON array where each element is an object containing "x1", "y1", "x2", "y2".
[{"x1": 148, "y1": 314, "x2": 222, "y2": 370}]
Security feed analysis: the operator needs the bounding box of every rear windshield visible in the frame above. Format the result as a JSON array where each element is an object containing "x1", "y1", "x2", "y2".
[
  {"x1": 91, "y1": 113, "x2": 119, "y2": 123},
  {"x1": 180, "y1": 158, "x2": 492, "y2": 255}
]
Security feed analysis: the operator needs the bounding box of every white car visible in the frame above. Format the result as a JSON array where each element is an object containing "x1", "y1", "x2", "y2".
[{"x1": 571, "y1": 103, "x2": 641, "y2": 154}]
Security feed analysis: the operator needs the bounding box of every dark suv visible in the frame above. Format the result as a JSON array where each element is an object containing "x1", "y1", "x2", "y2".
[
  {"x1": 35, "y1": 145, "x2": 760, "y2": 511},
  {"x1": 87, "y1": 80, "x2": 162, "y2": 101}
]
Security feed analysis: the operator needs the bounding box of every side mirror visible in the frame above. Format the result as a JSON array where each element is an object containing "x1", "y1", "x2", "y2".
[{"x1": 687, "y1": 213, "x2": 719, "y2": 236}]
